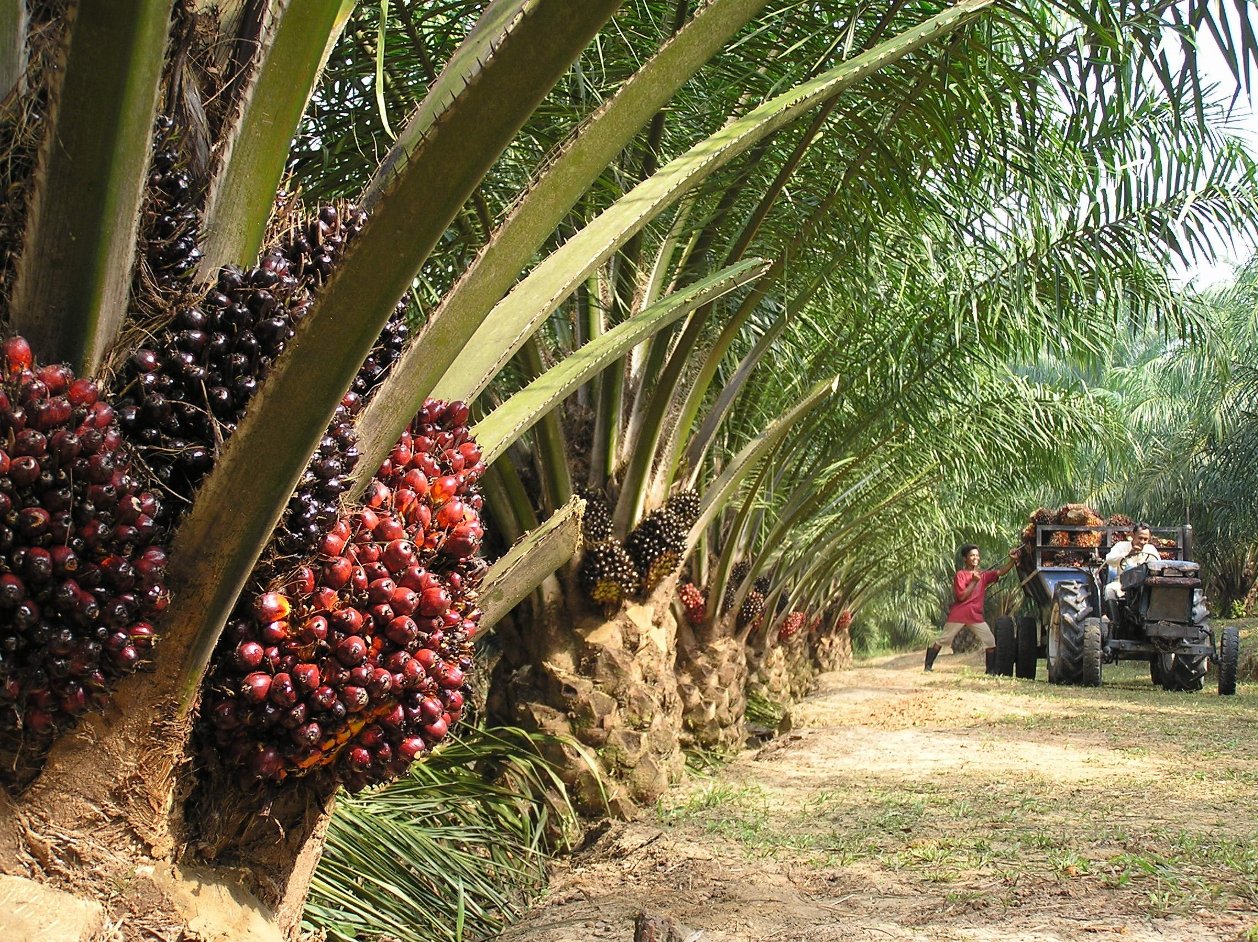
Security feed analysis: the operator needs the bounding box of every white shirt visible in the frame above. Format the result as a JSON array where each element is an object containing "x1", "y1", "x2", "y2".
[{"x1": 1104, "y1": 539, "x2": 1161, "y2": 573}]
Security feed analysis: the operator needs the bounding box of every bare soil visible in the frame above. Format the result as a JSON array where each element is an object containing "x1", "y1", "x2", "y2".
[{"x1": 499, "y1": 648, "x2": 1258, "y2": 942}]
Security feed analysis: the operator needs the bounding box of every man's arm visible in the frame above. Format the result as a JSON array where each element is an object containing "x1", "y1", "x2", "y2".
[{"x1": 1104, "y1": 541, "x2": 1130, "y2": 568}]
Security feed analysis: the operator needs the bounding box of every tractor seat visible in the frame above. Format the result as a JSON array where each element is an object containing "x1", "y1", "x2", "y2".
[{"x1": 1119, "y1": 558, "x2": 1200, "y2": 591}]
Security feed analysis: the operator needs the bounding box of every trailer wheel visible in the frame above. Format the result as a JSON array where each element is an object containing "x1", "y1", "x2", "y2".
[
  {"x1": 1047, "y1": 581, "x2": 1098, "y2": 685},
  {"x1": 1162, "y1": 654, "x2": 1206, "y2": 692},
  {"x1": 1218, "y1": 626, "x2": 1240, "y2": 696},
  {"x1": 1016, "y1": 616, "x2": 1038, "y2": 679},
  {"x1": 993, "y1": 616, "x2": 1016, "y2": 676}
]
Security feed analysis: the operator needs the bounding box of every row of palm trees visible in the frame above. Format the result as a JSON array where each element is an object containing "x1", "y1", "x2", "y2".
[{"x1": 0, "y1": 1, "x2": 1255, "y2": 938}]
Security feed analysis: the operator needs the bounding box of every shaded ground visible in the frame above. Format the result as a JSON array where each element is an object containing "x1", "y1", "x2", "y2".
[{"x1": 500, "y1": 647, "x2": 1258, "y2": 942}]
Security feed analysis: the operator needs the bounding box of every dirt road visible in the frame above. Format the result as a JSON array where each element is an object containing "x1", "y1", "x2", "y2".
[{"x1": 500, "y1": 649, "x2": 1257, "y2": 942}]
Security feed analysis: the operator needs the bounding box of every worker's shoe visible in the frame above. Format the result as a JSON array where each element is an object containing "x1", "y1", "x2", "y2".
[
  {"x1": 984, "y1": 646, "x2": 997, "y2": 675},
  {"x1": 923, "y1": 645, "x2": 941, "y2": 672}
]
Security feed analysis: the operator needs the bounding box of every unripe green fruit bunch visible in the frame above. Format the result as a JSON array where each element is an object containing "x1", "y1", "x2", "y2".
[
  {"x1": 201, "y1": 400, "x2": 486, "y2": 791},
  {"x1": 0, "y1": 337, "x2": 170, "y2": 743}
]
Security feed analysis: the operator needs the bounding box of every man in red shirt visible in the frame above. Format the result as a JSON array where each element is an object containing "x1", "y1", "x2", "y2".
[{"x1": 924, "y1": 544, "x2": 1018, "y2": 673}]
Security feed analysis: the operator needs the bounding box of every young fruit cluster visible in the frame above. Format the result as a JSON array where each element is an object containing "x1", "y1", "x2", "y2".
[
  {"x1": 738, "y1": 586, "x2": 765, "y2": 634},
  {"x1": 0, "y1": 338, "x2": 170, "y2": 740},
  {"x1": 678, "y1": 582, "x2": 706, "y2": 626},
  {"x1": 722, "y1": 560, "x2": 751, "y2": 611},
  {"x1": 201, "y1": 400, "x2": 486, "y2": 791},
  {"x1": 777, "y1": 611, "x2": 805, "y2": 643},
  {"x1": 578, "y1": 541, "x2": 638, "y2": 608},
  {"x1": 623, "y1": 490, "x2": 700, "y2": 594},
  {"x1": 577, "y1": 488, "x2": 614, "y2": 543},
  {"x1": 836, "y1": 609, "x2": 853, "y2": 633}
]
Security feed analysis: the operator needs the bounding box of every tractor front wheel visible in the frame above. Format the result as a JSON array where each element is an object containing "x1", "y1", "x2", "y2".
[
  {"x1": 1048, "y1": 581, "x2": 1101, "y2": 686},
  {"x1": 1162, "y1": 654, "x2": 1206, "y2": 692},
  {"x1": 1218, "y1": 626, "x2": 1240, "y2": 696}
]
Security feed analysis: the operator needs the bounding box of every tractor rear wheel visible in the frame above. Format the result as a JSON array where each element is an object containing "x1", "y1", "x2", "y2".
[
  {"x1": 1048, "y1": 582, "x2": 1101, "y2": 686},
  {"x1": 1163, "y1": 654, "x2": 1206, "y2": 692},
  {"x1": 1015, "y1": 615, "x2": 1038, "y2": 679},
  {"x1": 994, "y1": 616, "x2": 1016, "y2": 676},
  {"x1": 1218, "y1": 626, "x2": 1240, "y2": 696}
]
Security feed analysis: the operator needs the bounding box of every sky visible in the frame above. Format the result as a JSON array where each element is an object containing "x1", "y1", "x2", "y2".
[{"x1": 1176, "y1": 37, "x2": 1258, "y2": 289}]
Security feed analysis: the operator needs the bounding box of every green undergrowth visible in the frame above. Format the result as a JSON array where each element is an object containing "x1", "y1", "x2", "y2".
[
  {"x1": 658, "y1": 662, "x2": 1258, "y2": 920},
  {"x1": 303, "y1": 725, "x2": 584, "y2": 942}
]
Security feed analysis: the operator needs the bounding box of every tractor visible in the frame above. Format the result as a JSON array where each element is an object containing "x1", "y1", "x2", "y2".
[{"x1": 993, "y1": 523, "x2": 1240, "y2": 694}]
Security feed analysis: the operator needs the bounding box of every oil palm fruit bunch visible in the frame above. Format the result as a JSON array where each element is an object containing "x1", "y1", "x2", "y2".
[
  {"x1": 0, "y1": 337, "x2": 170, "y2": 746},
  {"x1": 200, "y1": 399, "x2": 486, "y2": 791},
  {"x1": 665, "y1": 489, "x2": 700, "y2": 528},
  {"x1": 624, "y1": 505, "x2": 688, "y2": 594},
  {"x1": 578, "y1": 541, "x2": 639, "y2": 609},
  {"x1": 737, "y1": 585, "x2": 766, "y2": 633},
  {"x1": 836, "y1": 609, "x2": 854, "y2": 633},
  {"x1": 576, "y1": 487, "x2": 614, "y2": 543},
  {"x1": 722, "y1": 560, "x2": 751, "y2": 610},
  {"x1": 137, "y1": 115, "x2": 203, "y2": 290},
  {"x1": 677, "y1": 582, "x2": 706, "y2": 626},
  {"x1": 777, "y1": 611, "x2": 805, "y2": 643}
]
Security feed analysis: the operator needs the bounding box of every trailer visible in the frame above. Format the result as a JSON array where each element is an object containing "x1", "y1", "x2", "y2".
[{"x1": 995, "y1": 524, "x2": 1239, "y2": 694}]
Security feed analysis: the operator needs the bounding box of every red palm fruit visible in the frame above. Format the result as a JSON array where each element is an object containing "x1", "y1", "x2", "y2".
[
  {"x1": 419, "y1": 696, "x2": 444, "y2": 722},
  {"x1": 248, "y1": 746, "x2": 285, "y2": 781},
  {"x1": 400, "y1": 658, "x2": 425, "y2": 687},
  {"x1": 335, "y1": 635, "x2": 368, "y2": 666},
  {"x1": 234, "y1": 641, "x2": 265, "y2": 670},
  {"x1": 321, "y1": 556, "x2": 353, "y2": 589},
  {"x1": 311, "y1": 586, "x2": 339, "y2": 613},
  {"x1": 268, "y1": 673, "x2": 298, "y2": 708},
  {"x1": 397, "y1": 566, "x2": 426, "y2": 592},
  {"x1": 241, "y1": 672, "x2": 272, "y2": 704},
  {"x1": 364, "y1": 481, "x2": 389, "y2": 509},
  {"x1": 444, "y1": 523, "x2": 482, "y2": 558},
  {"x1": 355, "y1": 542, "x2": 381, "y2": 564},
  {"x1": 0, "y1": 573, "x2": 24, "y2": 606},
  {"x1": 260, "y1": 620, "x2": 289, "y2": 644},
  {"x1": 254, "y1": 592, "x2": 291, "y2": 622},
  {"x1": 348, "y1": 746, "x2": 372, "y2": 770},
  {"x1": 435, "y1": 500, "x2": 466, "y2": 529},
  {"x1": 442, "y1": 690, "x2": 465, "y2": 714},
  {"x1": 309, "y1": 685, "x2": 337, "y2": 711},
  {"x1": 412, "y1": 648, "x2": 438, "y2": 671},
  {"x1": 129, "y1": 622, "x2": 156, "y2": 648},
  {"x1": 355, "y1": 507, "x2": 379, "y2": 534},
  {"x1": 367, "y1": 669, "x2": 392, "y2": 698},
  {"x1": 381, "y1": 539, "x2": 415, "y2": 573},
  {"x1": 389, "y1": 586, "x2": 418, "y2": 616},
  {"x1": 359, "y1": 724, "x2": 384, "y2": 748},
  {"x1": 431, "y1": 475, "x2": 459, "y2": 505},
  {"x1": 374, "y1": 516, "x2": 406, "y2": 542},
  {"x1": 292, "y1": 663, "x2": 320, "y2": 691},
  {"x1": 341, "y1": 686, "x2": 368, "y2": 712},
  {"x1": 367, "y1": 577, "x2": 396, "y2": 605},
  {"x1": 418, "y1": 585, "x2": 451, "y2": 617},
  {"x1": 279, "y1": 702, "x2": 307, "y2": 730},
  {"x1": 291, "y1": 722, "x2": 322, "y2": 749},
  {"x1": 3, "y1": 336, "x2": 33, "y2": 375},
  {"x1": 422, "y1": 717, "x2": 448, "y2": 740},
  {"x1": 319, "y1": 531, "x2": 347, "y2": 557},
  {"x1": 299, "y1": 615, "x2": 329, "y2": 644},
  {"x1": 380, "y1": 704, "x2": 405, "y2": 730},
  {"x1": 10, "y1": 456, "x2": 39, "y2": 486},
  {"x1": 385, "y1": 615, "x2": 417, "y2": 647},
  {"x1": 398, "y1": 737, "x2": 425, "y2": 761},
  {"x1": 67, "y1": 378, "x2": 98, "y2": 407},
  {"x1": 437, "y1": 665, "x2": 464, "y2": 690},
  {"x1": 401, "y1": 468, "x2": 428, "y2": 497},
  {"x1": 331, "y1": 607, "x2": 364, "y2": 634},
  {"x1": 351, "y1": 566, "x2": 369, "y2": 593},
  {"x1": 287, "y1": 566, "x2": 316, "y2": 596}
]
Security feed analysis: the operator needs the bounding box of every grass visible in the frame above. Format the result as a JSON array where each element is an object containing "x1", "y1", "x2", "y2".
[{"x1": 656, "y1": 658, "x2": 1258, "y2": 921}]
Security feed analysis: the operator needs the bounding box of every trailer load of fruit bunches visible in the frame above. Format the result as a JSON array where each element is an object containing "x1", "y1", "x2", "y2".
[{"x1": 1014, "y1": 505, "x2": 1169, "y2": 570}]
